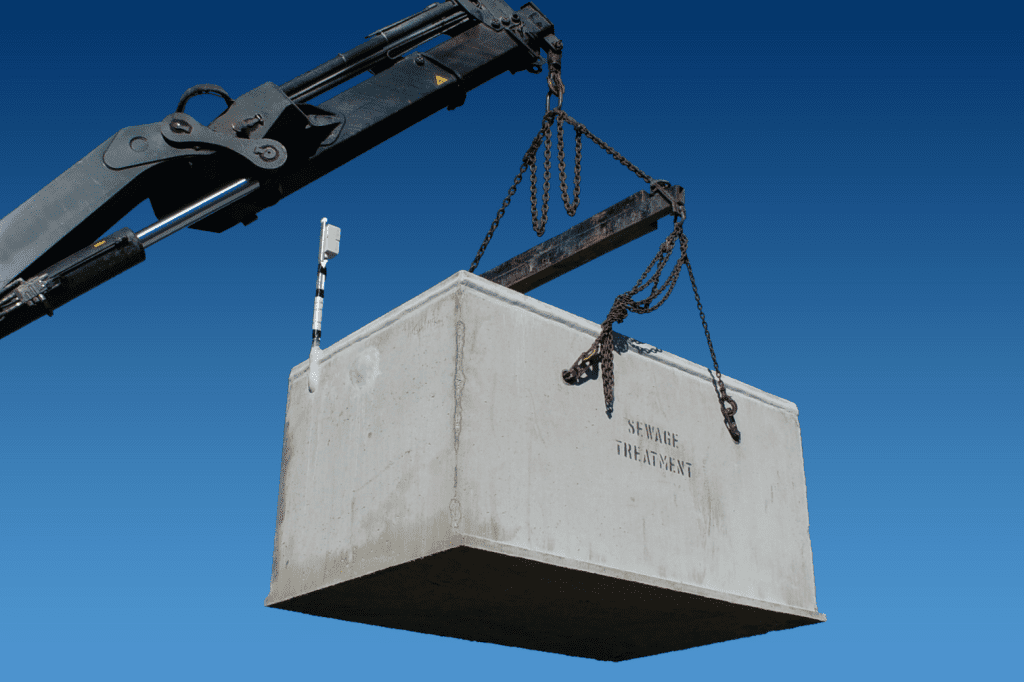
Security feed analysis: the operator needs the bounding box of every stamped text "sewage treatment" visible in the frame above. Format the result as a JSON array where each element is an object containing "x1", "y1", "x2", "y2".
[{"x1": 615, "y1": 418, "x2": 692, "y2": 478}]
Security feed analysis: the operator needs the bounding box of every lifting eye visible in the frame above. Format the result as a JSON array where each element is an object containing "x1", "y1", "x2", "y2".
[{"x1": 174, "y1": 83, "x2": 235, "y2": 123}]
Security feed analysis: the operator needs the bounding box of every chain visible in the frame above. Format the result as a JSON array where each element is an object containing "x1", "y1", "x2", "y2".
[
  {"x1": 557, "y1": 115, "x2": 582, "y2": 216},
  {"x1": 469, "y1": 118, "x2": 555, "y2": 274},
  {"x1": 684, "y1": 255, "x2": 740, "y2": 440},
  {"x1": 470, "y1": 107, "x2": 642, "y2": 272},
  {"x1": 540, "y1": 119, "x2": 552, "y2": 234},
  {"x1": 470, "y1": 44, "x2": 740, "y2": 442}
]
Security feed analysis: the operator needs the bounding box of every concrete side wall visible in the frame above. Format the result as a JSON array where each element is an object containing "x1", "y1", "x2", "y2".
[
  {"x1": 454, "y1": 276, "x2": 818, "y2": 613},
  {"x1": 267, "y1": 279, "x2": 462, "y2": 604},
  {"x1": 267, "y1": 271, "x2": 819, "y2": 620}
]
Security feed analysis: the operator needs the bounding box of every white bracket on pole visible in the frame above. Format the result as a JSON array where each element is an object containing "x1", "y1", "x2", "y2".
[{"x1": 308, "y1": 217, "x2": 341, "y2": 393}]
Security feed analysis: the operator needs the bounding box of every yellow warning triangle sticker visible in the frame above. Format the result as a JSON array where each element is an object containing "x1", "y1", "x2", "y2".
[{"x1": 435, "y1": 74, "x2": 449, "y2": 86}]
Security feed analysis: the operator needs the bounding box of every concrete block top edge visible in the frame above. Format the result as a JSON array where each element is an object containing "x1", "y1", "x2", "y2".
[{"x1": 289, "y1": 270, "x2": 798, "y2": 415}]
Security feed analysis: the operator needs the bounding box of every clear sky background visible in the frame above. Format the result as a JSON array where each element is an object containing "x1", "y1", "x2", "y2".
[{"x1": 2, "y1": 0, "x2": 1021, "y2": 678}]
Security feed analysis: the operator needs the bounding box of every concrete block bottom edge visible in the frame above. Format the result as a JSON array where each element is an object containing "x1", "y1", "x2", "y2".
[{"x1": 268, "y1": 546, "x2": 822, "y2": 662}]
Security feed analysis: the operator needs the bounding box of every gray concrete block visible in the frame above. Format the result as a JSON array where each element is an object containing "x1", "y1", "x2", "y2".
[{"x1": 266, "y1": 271, "x2": 824, "y2": 660}]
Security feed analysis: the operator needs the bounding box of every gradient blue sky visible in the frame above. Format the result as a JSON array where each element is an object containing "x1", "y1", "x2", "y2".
[{"x1": 2, "y1": 1, "x2": 1021, "y2": 679}]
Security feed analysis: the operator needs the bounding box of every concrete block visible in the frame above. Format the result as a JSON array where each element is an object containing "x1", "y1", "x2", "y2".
[{"x1": 266, "y1": 271, "x2": 824, "y2": 660}]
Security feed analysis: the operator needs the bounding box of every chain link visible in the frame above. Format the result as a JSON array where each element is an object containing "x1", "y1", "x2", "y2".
[
  {"x1": 684, "y1": 254, "x2": 740, "y2": 438},
  {"x1": 467, "y1": 159, "x2": 530, "y2": 275},
  {"x1": 541, "y1": 121, "x2": 552, "y2": 234},
  {"x1": 557, "y1": 117, "x2": 582, "y2": 216},
  {"x1": 529, "y1": 150, "x2": 540, "y2": 235},
  {"x1": 469, "y1": 116, "x2": 559, "y2": 273}
]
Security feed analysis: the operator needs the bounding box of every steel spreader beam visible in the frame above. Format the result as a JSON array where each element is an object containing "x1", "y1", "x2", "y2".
[{"x1": 480, "y1": 186, "x2": 683, "y2": 293}]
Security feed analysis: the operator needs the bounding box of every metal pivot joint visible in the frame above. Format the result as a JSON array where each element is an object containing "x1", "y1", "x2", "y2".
[
  {"x1": 103, "y1": 81, "x2": 341, "y2": 174},
  {"x1": 161, "y1": 112, "x2": 288, "y2": 170}
]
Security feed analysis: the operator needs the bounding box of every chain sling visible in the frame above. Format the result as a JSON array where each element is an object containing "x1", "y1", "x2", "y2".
[{"x1": 469, "y1": 43, "x2": 740, "y2": 443}]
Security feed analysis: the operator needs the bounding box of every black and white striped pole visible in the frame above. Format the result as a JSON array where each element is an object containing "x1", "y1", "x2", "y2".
[{"x1": 308, "y1": 217, "x2": 341, "y2": 393}]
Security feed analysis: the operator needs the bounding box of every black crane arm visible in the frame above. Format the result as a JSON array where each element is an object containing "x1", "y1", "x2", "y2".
[{"x1": 0, "y1": 0, "x2": 558, "y2": 338}]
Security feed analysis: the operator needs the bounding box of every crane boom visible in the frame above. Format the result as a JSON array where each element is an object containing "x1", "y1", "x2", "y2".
[{"x1": 0, "y1": 0, "x2": 558, "y2": 339}]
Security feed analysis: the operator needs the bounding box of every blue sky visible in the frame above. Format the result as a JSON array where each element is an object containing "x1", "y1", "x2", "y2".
[{"x1": 1, "y1": 0, "x2": 1021, "y2": 678}]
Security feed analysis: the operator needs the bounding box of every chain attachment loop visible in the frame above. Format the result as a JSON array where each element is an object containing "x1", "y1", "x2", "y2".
[
  {"x1": 545, "y1": 90, "x2": 563, "y2": 112},
  {"x1": 650, "y1": 179, "x2": 685, "y2": 218},
  {"x1": 545, "y1": 37, "x2": 565, "y2": 110}
]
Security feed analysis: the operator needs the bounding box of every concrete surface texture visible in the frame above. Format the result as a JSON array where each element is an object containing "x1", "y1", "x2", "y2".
[{"x1": 266, "y1": 270, "x2": 824, "y2": 660}]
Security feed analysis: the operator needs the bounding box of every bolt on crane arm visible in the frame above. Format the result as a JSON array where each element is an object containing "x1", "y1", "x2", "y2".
[{"x1": 0, "y1": 0, "x2": 559, "y2": 339}]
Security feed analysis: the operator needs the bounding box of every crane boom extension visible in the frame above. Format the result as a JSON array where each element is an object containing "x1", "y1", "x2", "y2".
[{"x1": 0, "y1": 0, "x2": 558, "y2": 339}]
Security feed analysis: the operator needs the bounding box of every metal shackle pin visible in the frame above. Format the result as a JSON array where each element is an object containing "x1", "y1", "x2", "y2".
[{"x1": 308, "y1": 216, "x2": 342, "y2": 393}]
